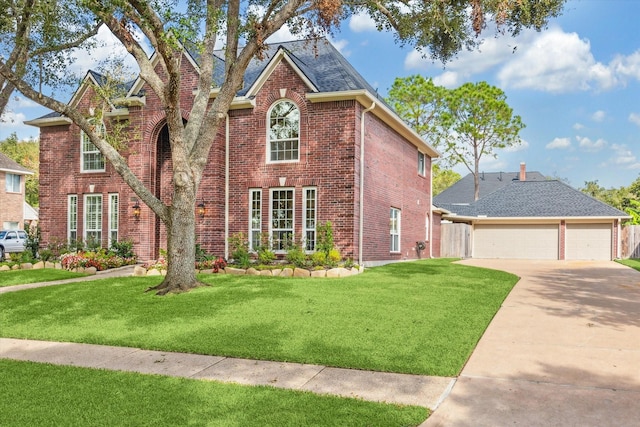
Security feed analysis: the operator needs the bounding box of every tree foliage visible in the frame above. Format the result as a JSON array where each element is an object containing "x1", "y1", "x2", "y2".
[
  {"x1": 437, "y1": 81, "x2": 525, "y2": 200},
  {"x1": 432, "y1": 163, "x2": 461, "y2": 196},
  {"x1": 0, "y1": 0, "x2": 99, "y2": 116},
  {"x1": 581, "y1": 178, "x2": 640, "y2": 224},
  {"x1": 0, "y1": 0, "x2": 566, "y2": 293},
  {"x1": 0, "y1": 132, "x2": 39, "y2": 206}
]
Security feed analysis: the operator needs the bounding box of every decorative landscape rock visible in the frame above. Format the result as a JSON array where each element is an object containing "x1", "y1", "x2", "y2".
[
  {"x1": 311, "y1": 269, "x2": 326, "y2": 278},
  {"x1": 133, "y1": 266, "x2": 147, "y2": 276},
  {"x1": 280, "y1": 268, "x2": 293, "y2": 277},
  {"x1": 260, "y1": 270, "x2": 273, "y2": 276},
  {"x1": 293, "y1": 268, "x2": 311, "y2": 278},
  {"x1": 20, "y1": 263, "x2": 33, "y2": 270},
  {"x1": 246, "y1": 267, "x2": 261, "y2": 275},
  {"x1": 0, "y1": 265, "x2": 9, "y2": 271},
  {"x1": 33, "y1": 261, "x2": 45, "y2": 269},
  {"x1": 225, "y1": 267, "x2": 246, "y2": 275}
]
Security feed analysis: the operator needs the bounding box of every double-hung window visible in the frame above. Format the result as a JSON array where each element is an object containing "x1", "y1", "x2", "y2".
[
  {"x1": 81, "y1": 121, "x2": 106, "y2": 172},
  {"x1": 249, "y1": 189, "x2": 262, "y2": 250},
  {"x1": 303, "y1": 188, "x2": 316, "y2": 251},
  {"x1": 108, "y1": 194, "x2": 119, "y2": 247},
  {"x1": 268, "y1": 101, "x2": 299, "y2": 162},
  {"x1": 84, "y1": 194, "x2": 102, "y2": 247},
  {"x1": 418, "y1": 152, "x2": 426, "y2": 176},
  {"x1": 270, "y1": 189, "x2": 294, "y2": 251},
  {"x1": 68, "y1": 195, "x2": 78, "y2": 242},
  {"x1": 390, "y1": 207, "x2": 401, "y2": 253},
  {"x1": 5, "y1": 173, "x2": 20, "y2": 193}
]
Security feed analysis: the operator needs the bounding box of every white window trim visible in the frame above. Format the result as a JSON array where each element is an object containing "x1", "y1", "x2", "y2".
[
  {"x1": 108, "y1": 193, "x2": 119, "y2": 247},
  {"x1": 5, "y1": 173, "x2": 21, "y2": 193},
  {"x1": 269, "y1": 187, "x2": 295, "y2": 253},
  {"x1": 303, "y1": 187, "x2": 317, "y2": 252},
  {"x1": 266, "y1": 100, "x2": 300, "y2": 164},
  {"x1": 80, "y1": 121, "x2": 106, "y2": 173},
  {"x1": 68, "y1": 195, "x2": 78, "y2": 243},
  {"x1": 83, "y1": 194, "x2": 103, "y2": 246},
  {"x1": 390, "y1": 207, "x2": 401, "y2": 253},
  {"x1": 418, "y1": 151, "x2": 426, "y2": 176},
  {"x1": 249, "y1": 189, "x2": 262, "y2": 251}
]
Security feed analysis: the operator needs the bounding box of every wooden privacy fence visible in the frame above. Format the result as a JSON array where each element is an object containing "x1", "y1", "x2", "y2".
[
  {"x1": 621, "y1": 225, "x2": 640, "y2": 258},
  {"x1": 440, "y1": 222, "x2": 472, "y2": 258}
]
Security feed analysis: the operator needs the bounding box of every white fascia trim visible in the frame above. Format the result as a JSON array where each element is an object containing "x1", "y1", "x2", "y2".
[
  {"x1": 105, "y1": 108, "x2": 130, "y2": 120},
  {"x1": 445, "y1": 215, "x2": 631, "y2": 222},
  {"x1": 112, "y1": 97, "x2": 146, "y2": 107},
  {"x1": 307, "y1": 90, "x2": 439, "y2": 158},
  {"x1": 200, "y1": 88, "x2": 256, "y2": 109},
  {"x1": 0, "y1": 168, "x2": 34, "y2": 175},
  {"x1": 244, "y1": 49, "x2": 319, "y2": 97},
  {"x1": 24, "y1": 116, "x2": 72, "y2": 127}
]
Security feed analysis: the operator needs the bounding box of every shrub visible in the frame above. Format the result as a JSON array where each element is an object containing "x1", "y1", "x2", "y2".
[
  {"x1": 327, "y1": 249, "x2": 341, "y2": 266},
  {"x1": 25, "y1": 226, "x2": 40, "y2": 258},
  {"x1": 311, "y1": 251, "x2": 326, "y2": 267},
  {"x1": 286, "y1": 241, "x2": 307, "y2": 268},
  {"x1": 110, "y1": 239, "x2": 135, "y2": 259},
  {"x1": 39, "y1": 249, "x2": 54, "y2": 262},
  {"x1": 61, "y1": 249, "x2": 137, "y2": 271},
  {"x1": 258, "y1": 248, "x2": 276, "y2": 265},
  {"x1": 316, "y1": 221, "x2": 334, "y2": 254}
]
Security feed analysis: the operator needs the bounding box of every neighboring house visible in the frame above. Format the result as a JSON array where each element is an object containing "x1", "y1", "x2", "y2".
[
  {"x1": 0, "y1": 152, "x2": 34, "y2": 230},
  {"x1": 434, "y1": 163, "x2": 629, "y2": 260},
  {"x1": 26, "y1": 38, "x2": 438, "y2": 265}
]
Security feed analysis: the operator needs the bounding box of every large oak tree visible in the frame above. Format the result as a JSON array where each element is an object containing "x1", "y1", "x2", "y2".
[{"x1": 0, "y1": 0, "x2": 565, "y2": 294}]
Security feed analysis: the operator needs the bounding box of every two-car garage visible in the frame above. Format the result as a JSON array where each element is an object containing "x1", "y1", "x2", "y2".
[{"x1": 473, "y1": 222, "x2": 614, "y2": 260}]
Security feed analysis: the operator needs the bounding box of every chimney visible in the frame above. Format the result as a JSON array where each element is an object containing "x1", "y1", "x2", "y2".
[{"x1": 519, "y1": 162, "x2": 526, "y2": 181}]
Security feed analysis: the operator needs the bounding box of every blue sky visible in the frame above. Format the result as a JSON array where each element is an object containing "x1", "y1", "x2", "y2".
[{"x1": 2, "y1": 0, "x2": 639, "y2": 188}]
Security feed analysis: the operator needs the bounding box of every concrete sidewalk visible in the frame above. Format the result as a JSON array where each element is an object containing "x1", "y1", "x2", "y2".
[
  {"x1": 423, "y1": 260, "x2": 640, "y2": 426},
  {"x1": 0, "y1": 337, "x2": 454, "y2": 409}
]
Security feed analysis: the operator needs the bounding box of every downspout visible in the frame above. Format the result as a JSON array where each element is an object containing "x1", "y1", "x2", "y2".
[
  {"x1": 429, "y1": 160, "x2": 434, "y2": 258},
  {"x1": 225, "y1": 114, "x2": 230, "y2": 259},
  {"x1": 359, "y1": 101, "x2": 376, "y2": 266}
]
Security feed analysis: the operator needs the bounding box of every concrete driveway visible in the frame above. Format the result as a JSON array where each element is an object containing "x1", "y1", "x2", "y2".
[{"x1": 424, "y1": 259, "x2": 640, "y2": 427}]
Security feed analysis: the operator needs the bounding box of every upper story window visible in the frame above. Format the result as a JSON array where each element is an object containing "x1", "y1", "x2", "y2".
[
  {"x1": 268, "y1": 100, "x2": 299, "y2": 163},
  {"x1": 418, "y1": 151, "x2": 426, "y2": 176},
  {"x1": 5, "y1": 173, "x2": 20, "y2": 193},
  {"x1": 81, "y1": 120, "x2": 106, "y2": 172}
]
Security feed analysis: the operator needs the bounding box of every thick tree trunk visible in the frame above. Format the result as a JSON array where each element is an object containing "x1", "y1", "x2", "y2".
[{"x1": 146, "y1": 179, "x2": 205, "y2": 295}]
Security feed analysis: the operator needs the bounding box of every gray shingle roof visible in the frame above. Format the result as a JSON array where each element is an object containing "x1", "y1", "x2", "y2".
[
  {"x1": 437, "y1": 180, "x2": 627, "y2": 218},
  {"x1": 233, "y1": 39, "x2": 380, "y2": 96},
  {"x1": 434, "y1": 170, "x2": 547, "y2": 205},
  {"x1": 0, "y1": 152, "x2": 33, "y2": 174}
]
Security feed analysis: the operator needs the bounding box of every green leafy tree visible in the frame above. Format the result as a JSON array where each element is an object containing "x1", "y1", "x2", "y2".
[
  {"x1": 0, "y1": 0, "x2": 98, "y2": 116},
  {"x1": 437, "y1": 81, "x2": 525, "y2": 200},
  {"x1": 386, "y1": 75, "x2": 445, "y2": 140},
  {"x1": 432, "y1": 163, "x2": 461, "y2": 195},
  {"x1": 581, "y1": 179, "x2": 633, "y2": 212},
  {"x1": 0, "y1": 132, "x2": 39, "y2": 206},
  {"x1": 0, "y1": 0, "x2": 566, "y2": 294}
]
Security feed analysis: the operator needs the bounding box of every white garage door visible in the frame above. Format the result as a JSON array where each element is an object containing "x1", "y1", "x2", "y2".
[
  {"x1": 566, "y1": 223, "x2": 612, "y2": 260},
  {"x1": 474, "y1": 224, "x2": 559, "y2": 259}
]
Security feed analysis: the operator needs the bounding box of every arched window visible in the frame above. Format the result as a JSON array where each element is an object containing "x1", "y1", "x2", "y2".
[
  {"x1": 81, "y1": 120, "x2": 106, "y2": 172},
  {"x1": 268, "y1": 100, "x2": 299, "y2": 162}
]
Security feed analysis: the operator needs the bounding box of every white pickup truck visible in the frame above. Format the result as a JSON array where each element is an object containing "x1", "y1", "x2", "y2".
[{"x1": 0, "y1": 230, "x2": 27, "y2": 260}]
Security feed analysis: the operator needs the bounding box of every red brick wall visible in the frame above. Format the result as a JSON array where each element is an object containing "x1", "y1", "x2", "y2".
[
  {"x1": 359, "y1": 103, "x2": 432, "y2": 263},
  {"x1": 38, "y1": 55, "x2": 432, "y2": 264},
  {"x1": 0, "y1": 171, "x2": 26, "y2": 229}
]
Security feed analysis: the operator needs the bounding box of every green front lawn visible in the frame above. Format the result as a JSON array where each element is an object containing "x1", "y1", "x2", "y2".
[
  {"x1": 616, "y1": 258, "x2": 640, "y2": 271},
  {"x1": 1, "y1": 359, "x2": 427, "y2": 427},
  {"x1": 0, "y1": 269, "x2": 88, "y2": 287},
  {"x1": 0, "y1": 259, "x2": 517, "y2": 376}
]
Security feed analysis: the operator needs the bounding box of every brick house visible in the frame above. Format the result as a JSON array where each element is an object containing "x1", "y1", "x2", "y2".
[
  {"x1": 26, "y1": 39, "x2": 438, "y2": 265},
  {"x1": 0, "y1": 152, "x2": 34, "y2": 230}
]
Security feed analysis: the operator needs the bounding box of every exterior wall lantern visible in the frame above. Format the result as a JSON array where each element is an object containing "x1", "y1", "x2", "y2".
[
  {"x1": 197, "y1": 200, "x2": 206, "y2": 218},
  {"x1": 132, "y1": 199, "x2": 141, "y2": 219}
]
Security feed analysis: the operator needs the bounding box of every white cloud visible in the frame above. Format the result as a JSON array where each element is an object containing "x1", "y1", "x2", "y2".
[
  {"x1": 600, "y1": 143, "x2": 640, "y2": 169},
  {"x1": 591, "y1": 110, "x2": 606, "y2": 122},
  {"x1": 546, "y1": 137, "x2": 572, "y2": 149},
  {"x1": 329, "y1": 38, "x2": 350, "y2": 57},
  {"x1": 432, "y1": 71, "x2": 461, "y2": 88},
  {"x1": 610, "y1": 50, "x2": 640, "y2": 83},
  {"x1": 576, "y1": 135, "x2": 607, "y2": 152},
  {"x1": 504, "y1": 139, "x2": 529, "y2": 152},
  {"x1": 497, "y1": 26, "x2": 616, "y2": 93},
  {"x1": 349, "y1": 12, "x2": 377, "y2": 33},
  {"x1": 629, "y1": 112, "x2": 640, "y2": 127},
  {"x1": 0, "y1": 110, "x2": 27, "y2": 126},
  {"x1": 573, "y1": 122, "x2": 584, "y2": 130}
]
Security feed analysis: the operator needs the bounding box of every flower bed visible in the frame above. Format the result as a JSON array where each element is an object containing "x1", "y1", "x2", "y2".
[{"x1": 60, "y1": 250, "x2": 137, "y2": 271}]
